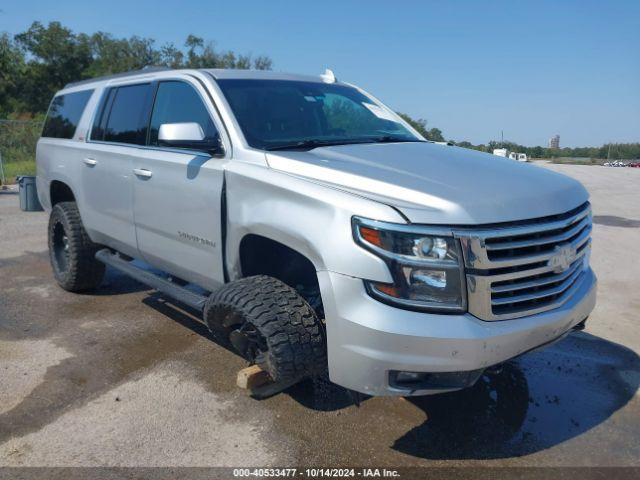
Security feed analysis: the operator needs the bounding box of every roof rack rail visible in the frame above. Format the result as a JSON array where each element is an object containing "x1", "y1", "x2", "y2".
[{"x1": 64, "y1": 66, "x2": 174, "y2": 89}]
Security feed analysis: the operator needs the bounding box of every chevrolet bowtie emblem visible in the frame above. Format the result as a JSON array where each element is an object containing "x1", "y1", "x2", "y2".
[{"x1": 549, "y1": 244, "x2": 577, "y2": 273}]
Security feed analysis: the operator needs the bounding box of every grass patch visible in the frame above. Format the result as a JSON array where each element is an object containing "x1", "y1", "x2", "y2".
[
  {"x1": 2, "y1": 159, "x2": 36, "y2": 183},
  {"x1": 0, "y1": 119, "x2": 41, "y2": 184},
  {"x1": 548, "y1": 157, "x2": 603, "y2": 166}
]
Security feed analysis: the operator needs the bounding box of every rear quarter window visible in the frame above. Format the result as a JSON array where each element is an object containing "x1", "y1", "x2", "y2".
[{"x1": 42, "y1": 90, "x2": 94, "y2": 139}]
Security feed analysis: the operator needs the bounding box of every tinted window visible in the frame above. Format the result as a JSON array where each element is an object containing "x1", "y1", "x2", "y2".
[
  {"x1": 149, "y1": 81, "x2": 218, "y2": 146},
  {"x1": 103, "y1": 84, "x2": 152, "y2": 145},
  {"x1": 42, "y1": 90, "x2": 93, "y2": 139}
]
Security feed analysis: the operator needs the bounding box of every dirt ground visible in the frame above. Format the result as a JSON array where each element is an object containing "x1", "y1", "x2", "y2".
[{"x1": 0, "y1": 163, "x2": 638, "y2": 471}]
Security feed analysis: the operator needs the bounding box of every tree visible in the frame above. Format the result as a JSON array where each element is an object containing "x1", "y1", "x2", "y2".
[
  {"x1": 86, "y1": 32, "x2": 161, "y2": 77},
  {"x1": 183, "y1": 35, "x2": 270, "y2": 70},
  {"x1": 397, "y1": 113, "x2": 447, "y2": 142},
  {"x1": 14, "y1": 21, "x2": 93, "y2": 112},
  {"x1": 427, "y1": 127, "x2": 445, "y2": 142},
  {"x1": 0, "y1": 33, "x2": 26, "y2": 115},
  {"x1": 397, "y1": 113, "x2": 429, "y2": 138},
  {"x1": 1, "y1": 21, "x2": 274, "y2": 115}
]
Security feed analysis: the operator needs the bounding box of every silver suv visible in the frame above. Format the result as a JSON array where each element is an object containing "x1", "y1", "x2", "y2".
[{"x1": 36, "y1": 68, "x2": 596, "y2": 396}]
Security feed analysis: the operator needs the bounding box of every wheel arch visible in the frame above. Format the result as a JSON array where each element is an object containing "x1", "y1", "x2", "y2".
[
  {"x1": 50, "y1": 180, "x2": 76, "y2": 206},
  {"x1": 236, "y1": 233, "x2": 324, "y2": 315}
]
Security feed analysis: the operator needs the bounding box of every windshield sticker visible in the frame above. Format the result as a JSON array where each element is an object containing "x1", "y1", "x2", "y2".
[{"x1": 362, "y1": 102, "x2": 396, "y2": 121}]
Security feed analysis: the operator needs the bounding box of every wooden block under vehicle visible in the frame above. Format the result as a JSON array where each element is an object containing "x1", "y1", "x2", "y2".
[
  {"x1": 236, "y1": 364, "x2": 300, "y2": 399},
  {"x1": 237, "y1": 364, "x2": 271, "y2": 390}
]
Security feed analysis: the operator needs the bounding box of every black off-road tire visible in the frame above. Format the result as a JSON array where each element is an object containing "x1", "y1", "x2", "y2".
[
  {"x1": 204, "y1": 275, "x2": 327, "y2": 383},
  {"x1": 48, "y1": 201, "x2": 105, "y2": 292}
]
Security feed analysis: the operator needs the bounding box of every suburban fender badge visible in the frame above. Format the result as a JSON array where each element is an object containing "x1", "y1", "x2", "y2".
[{"x1": 178, "y1": 231, "x2": 216, "y2": 248}]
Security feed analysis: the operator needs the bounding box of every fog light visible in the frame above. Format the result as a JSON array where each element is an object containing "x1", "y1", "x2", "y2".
[
  {"x1": 395, "y1": 371, "x2": 427, "y2": 383},
  {"x1": 389, "y1": 369, "x2": 485, "y2": 390}
]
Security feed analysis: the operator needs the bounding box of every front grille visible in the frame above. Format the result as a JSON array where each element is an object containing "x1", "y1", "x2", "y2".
[{"x1": 456, "y1": 202, "x2": 592, "y2": 320}]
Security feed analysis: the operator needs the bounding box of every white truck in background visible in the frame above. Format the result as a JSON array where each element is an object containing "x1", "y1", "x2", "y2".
[{"x1": 494, "y1": 149, "x2": 528, "y2": 162}]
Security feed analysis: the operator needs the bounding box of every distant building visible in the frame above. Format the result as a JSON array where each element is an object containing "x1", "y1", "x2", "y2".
[{"x1": 549, "y1": 134, "x2": 560, "y2": 149}]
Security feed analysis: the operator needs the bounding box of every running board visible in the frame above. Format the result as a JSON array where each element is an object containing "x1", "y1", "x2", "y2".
[{"x1": 95, "y1": 249, "x2": 207, "y2": 312}]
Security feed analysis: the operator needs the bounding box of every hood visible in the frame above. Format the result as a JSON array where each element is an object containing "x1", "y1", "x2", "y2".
[{"x1": 266, "y1": 142, "x2": 589, "y2": 225}]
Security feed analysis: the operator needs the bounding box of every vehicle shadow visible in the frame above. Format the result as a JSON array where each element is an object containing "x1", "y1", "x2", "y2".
[
  {"x1": 140, "y1": 293, "x2": 239, "y2": 357},
  {"x1": 391, "y1": 332, "x2": 639, "y2": 460},
  {"x1": 88, "y1": 266, "x2": 150, "y2": 296}
]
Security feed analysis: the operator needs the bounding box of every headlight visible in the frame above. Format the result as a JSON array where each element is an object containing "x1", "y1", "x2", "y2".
[{"x1": 353, "y1": 217, "x2": 466, "y2": 312}]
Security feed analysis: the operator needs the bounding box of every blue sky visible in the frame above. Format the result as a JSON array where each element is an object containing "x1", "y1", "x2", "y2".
[{"x1": 2, "y1": 0, "x2": 638, "y2": 147}]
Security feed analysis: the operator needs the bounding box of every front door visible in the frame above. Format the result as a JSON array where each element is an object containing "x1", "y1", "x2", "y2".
[{"x1": 132, "y1": 79, "x2": 227, "y2": 291}]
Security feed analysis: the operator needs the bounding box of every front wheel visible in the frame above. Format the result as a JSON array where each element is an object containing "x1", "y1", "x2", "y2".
[
  {"x1": 48, "y1": 201, "x2": 105, "y2": 292},
  {"x1": 204, "y1": 275, "x2": 327, "y2": 383}
]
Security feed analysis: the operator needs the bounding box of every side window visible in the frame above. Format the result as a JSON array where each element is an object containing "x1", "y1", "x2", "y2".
[
  {"x1": 42, "y1": 90, "x2": 93, "y2": 139},
  {"x1": 102, "y1": 83, "x2": 152, "y2": 145},
  {"x1": 149, "y1": 81, "x2": 219, "y2": 147}
]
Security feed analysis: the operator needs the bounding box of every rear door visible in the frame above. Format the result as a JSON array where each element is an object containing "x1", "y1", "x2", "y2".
[
  {"x1": 82, "y1": 82, "x2": 153, "y2": 256},
  {"x1": 132, "y1": 77, "x2": 228, "y2": 290}
]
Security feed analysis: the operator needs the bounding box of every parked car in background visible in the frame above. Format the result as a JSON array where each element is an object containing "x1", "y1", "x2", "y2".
[
  {"x1": 36, "y1": 68, "x2": 596, "y2": 397},
  {"x1": 518, "y1": 153, "x2": 528, "y2": 162}
]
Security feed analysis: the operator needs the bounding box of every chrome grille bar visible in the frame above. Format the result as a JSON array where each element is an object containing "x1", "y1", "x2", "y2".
[
  {"x1": 491, "y1": 265, "x2": 584, "y2": 306},
  {"x1": 485, "y1": 216, "x2": 591, "y2": 251},
  {"x1": 490, "y1": 258, "x2": 583, "y2": 293},
  {"x1": 455, "y1": 202, "x2": 592, "y2": 321}
]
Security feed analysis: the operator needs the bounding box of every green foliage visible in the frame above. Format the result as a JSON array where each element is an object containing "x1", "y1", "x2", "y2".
[
  {"x1": 0, "y1": 118, "x2": 42, "y2": 183},
  {"x1": 397, "y1": 113, "x2": 445, "y2": 142},
  {"x1": 0, "y1": 33, "x2": 26, "y2": 116},
  {"x1": 14, "y1": 22, "x2": 93, "y2": 113},
  {"x1": 0, "y1": 21, "x2": 273, "y2": 115}
]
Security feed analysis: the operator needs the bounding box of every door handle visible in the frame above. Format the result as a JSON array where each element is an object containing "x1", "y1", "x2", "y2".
[
  {"x1": 83, "y1": 158, "x2": 97, "y2": 166},
  {"x1": 133, "y1": 168, "x2": 153, "y2": 178}
]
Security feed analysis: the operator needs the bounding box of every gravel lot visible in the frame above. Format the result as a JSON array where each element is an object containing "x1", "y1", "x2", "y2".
[{"x1": 0, "y1": 163, "x2": 638, "y2": 471}]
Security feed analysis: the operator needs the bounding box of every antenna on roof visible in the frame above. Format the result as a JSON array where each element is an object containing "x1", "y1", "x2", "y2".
[{"x1": 320, "y1": 69, "x2": 336, "y2": 83}]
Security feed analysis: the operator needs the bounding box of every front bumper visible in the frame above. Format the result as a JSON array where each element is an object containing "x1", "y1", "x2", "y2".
[{"x1": 319, "y1": 267, "x2": 597, "y2": 396}]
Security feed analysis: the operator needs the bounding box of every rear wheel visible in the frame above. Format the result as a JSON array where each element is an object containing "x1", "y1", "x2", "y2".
[
  {"x1": 204, "y1": 275, "x2": 327, "y2": 382},
  {"x1": 48, "y1": 201, "x2": 105, "y2": 292}
]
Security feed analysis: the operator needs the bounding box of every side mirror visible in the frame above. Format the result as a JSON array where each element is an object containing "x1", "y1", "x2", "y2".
[{"x1": 158, "y1": 122, "x2": 223, "y2": 155}]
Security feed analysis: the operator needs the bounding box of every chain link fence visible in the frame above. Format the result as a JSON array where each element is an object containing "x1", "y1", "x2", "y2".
[{"x1": 0, "y1": 119, "x2": 42, "y2": 185}]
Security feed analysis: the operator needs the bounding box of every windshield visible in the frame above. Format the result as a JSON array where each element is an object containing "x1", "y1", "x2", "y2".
[{"x1": 216, "y1": 79, "x2": 423, "y2": 150}]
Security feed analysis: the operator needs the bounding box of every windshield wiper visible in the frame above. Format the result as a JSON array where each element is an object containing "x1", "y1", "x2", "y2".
[
  {"x1": 371, "y1": 135, "x2": 426, "y2": 144},
  {"x1": 266, "y1": 136, "x2": 425, "y2": 151},
  {"x1": 266, "y1": 139, "x2": 367, "y2": 151}
]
